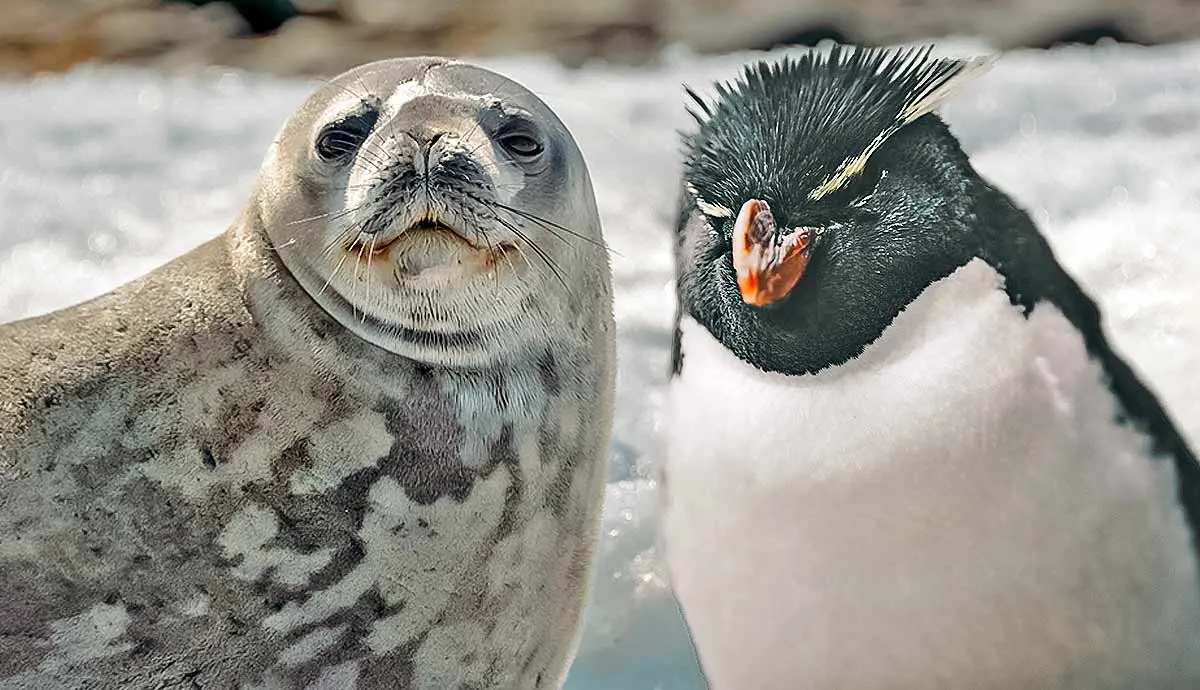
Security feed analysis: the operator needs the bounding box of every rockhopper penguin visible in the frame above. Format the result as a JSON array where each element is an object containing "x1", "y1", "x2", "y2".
[{"x1": 661, "y1": 44, "x2": 1200, "y2": 689}]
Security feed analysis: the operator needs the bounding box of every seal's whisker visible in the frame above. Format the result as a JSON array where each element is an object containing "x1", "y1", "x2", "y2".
[
  {"x1": 322, "y1": 172, "x2": 392, "y2": 205},
  {"x1": 460, "y1": 136, "x2": 497, "y2": 162},
  {"x1": 319, "y1": 251, "x2": 349, "y2": 298},
  {"x1": 494, "y1": 223, "x2": 548, "y2": 288},
  {"x1": 488, "y1": 213, "x2": 541, "y2": 279},
  {"x1": 321, "y1": 219, "x2": 362, "y2": 260},
  {"x1": 265, "y1": 238, "x2": 298, "y2": 251},
  {"x1": 505, "y1": 236, "x2": 547, "y2": 292},
  {"x1": 330, "y1": 180, "x2": 388, "y2": 193},
  {"x1": 495, "y1": 229, "x2": 529, "y2": 298},
  {"x1": 320, "y1": 140, "x2": 363, "y2": 157},
  {"x1": 313, "y1": 73, "x2": 370, "y2": 104},
  {"x1": 348, "y1": 147, "x2": 388, "y2": 174},
  {"x1": 300, "y1": 180, "x2": 388, "y2": 238},
  {"x1": 323, "y1": 137, "x2": 389, "y2": 173},
  {"x1": 457, "y1": 118, "x2": 490, "y2": 159},
  {"x1": 470, "y1": 217, "x2": 503, "y2": 299},
  {"x1": 493, "y1": 214, "x2": 572, "y2": 298},
  {"x1": 492, "y1": 200, "x2": 618, "y2": 256},
  {"x1": 368, "y1": 116, "x2": 410, "y2": 179},
  {"x1": 489, "y1": 181, "x2": 531, "y2": 192},
  {"x1": 351, "y1": 238, "x2": 369, "y2": 322},
  {"x1": 288, "y1": 203, "x2": 368, "y2": 228},
  {"x1": 364, "y1": 233, "x2": 378, "y2": 323},
  {"x1": 357, "y1": 142, "x2": 394, "y2": 174},
  {"x1": 354, "y1": 147, "x2": 390, "y2": 174}
]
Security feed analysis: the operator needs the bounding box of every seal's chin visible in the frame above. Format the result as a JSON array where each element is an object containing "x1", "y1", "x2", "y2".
[{"x1": 344, "y1": 219, "x2": 518, "y2": 280}]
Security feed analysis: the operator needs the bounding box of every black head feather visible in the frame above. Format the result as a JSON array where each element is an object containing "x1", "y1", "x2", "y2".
[
  {"x1": 682, "y1": 44, "x2": 988, "y2": 219},
  {"x1": 673, "y1": 44, "x2": 994, "y2": 378}
]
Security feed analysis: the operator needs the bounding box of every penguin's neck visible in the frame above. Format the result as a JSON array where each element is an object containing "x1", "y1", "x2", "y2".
[{"x1": 665, "y1": 257, "x2": 1200, "y2": 688}]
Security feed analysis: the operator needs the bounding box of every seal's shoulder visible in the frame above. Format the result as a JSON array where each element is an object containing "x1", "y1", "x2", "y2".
[{"x1": 0, "y1": 235, "x2": 251, "y2": 459}]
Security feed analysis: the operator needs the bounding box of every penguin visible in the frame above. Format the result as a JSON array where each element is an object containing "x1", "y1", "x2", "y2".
[{"x1": 660, "y1": 44, "x2": 1200, "y2": 690}]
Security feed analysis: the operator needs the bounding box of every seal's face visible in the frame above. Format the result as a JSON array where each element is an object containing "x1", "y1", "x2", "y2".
[{"x1": 258, "y1": 58, "x2": 605, "y2": 364}]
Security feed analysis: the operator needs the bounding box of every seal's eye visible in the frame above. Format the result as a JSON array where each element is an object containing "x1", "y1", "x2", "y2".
[
  {"x1": 316, "y1": 109, "x2": 380, "y2": 163},
  {"x1": 497, "y1": 126, "x2": 544, "y2": 160}
]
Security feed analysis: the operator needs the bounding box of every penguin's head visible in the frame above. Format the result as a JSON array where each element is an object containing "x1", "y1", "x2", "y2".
[{"x1": 676, "y1": 44, "x2": 998, "y2": 376}]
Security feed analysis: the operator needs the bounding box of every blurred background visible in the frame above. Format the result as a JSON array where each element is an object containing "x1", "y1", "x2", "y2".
[{"x1": 3, "y1": 0, "x2": 1200, "y2": 77}]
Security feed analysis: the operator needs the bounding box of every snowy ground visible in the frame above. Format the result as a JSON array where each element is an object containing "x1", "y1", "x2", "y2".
[{"x1": 2, "y1": 39, "x2": 1199, "y2": 689}]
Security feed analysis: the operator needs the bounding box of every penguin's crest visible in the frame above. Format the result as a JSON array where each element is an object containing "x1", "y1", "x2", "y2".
[{"x1": 682, "y1": 45, "x2": 996, "y2": 216}]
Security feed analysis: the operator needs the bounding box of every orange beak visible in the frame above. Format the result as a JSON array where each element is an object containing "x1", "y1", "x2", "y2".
[{"x1": 732, "y1": 199, "x2": 815, "y2": 307}]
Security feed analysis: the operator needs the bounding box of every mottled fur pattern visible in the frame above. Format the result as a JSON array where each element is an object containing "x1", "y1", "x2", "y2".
[
  {"x1": 0, "y1": 59, "x2": 615, "y2": 690},
  {"x1": 0, "y1": 220, "x2": 614, "y2": 689}
]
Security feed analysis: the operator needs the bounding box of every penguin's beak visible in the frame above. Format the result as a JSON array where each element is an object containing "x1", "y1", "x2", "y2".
[{"x1": 731, "y1": 199, "x2": 815, "y2": 307}]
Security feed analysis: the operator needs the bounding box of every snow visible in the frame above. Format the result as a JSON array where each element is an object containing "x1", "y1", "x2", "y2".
[{"x1": 2, "y1": 39, "x2": 1199, "y2": 689}]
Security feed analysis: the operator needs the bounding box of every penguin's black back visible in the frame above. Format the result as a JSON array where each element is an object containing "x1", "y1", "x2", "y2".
[{"x1": 972, "y1": 173, "x2": 1200, "y2": 549}]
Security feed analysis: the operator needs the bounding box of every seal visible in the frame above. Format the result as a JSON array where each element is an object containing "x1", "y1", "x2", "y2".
[{"x1": 0, "y1": 57, "x2": 616, "y2": 690}]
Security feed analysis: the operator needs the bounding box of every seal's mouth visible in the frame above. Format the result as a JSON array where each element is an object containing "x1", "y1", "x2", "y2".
[
  {"x1": 380, "y1": 218, "x2": 476, "y2": 252},
  {"x1": 343, "y1": 216, "x2": 517, "y2": 268}
]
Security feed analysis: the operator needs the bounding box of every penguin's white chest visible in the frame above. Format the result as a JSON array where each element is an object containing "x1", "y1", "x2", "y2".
[{"x1": 663, "y1": 259, "x2": 1200, "y2": 690}]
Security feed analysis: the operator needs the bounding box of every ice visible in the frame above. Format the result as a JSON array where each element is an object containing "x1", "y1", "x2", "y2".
[{"x1": 2, "y1": 39, "x2": 1199, "y2": 689}]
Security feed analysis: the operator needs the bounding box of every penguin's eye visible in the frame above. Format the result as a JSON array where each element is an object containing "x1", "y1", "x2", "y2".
[
  {"x1": 818, "y1": 161, "x2": 886, "y2": 209},
  {"x1": 316, "y1": 109, "x2": 380, "y2": 163}
]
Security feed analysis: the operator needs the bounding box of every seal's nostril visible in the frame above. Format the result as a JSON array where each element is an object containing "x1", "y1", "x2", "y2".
[
  {"x1": 414, "y1": 131, "x2": 449, "y2": 174},
  {"x1": 406, "y1": 130, "x2": 447, "y2": 150}
]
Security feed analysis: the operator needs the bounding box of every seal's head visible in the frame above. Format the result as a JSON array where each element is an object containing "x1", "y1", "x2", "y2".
[{"x1": 254, "y1": 57, "x2": 607, "y2": 365}]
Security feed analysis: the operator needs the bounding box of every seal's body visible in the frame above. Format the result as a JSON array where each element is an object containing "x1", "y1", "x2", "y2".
[
  {"x1": 662, "y1": 46, "x2": 1200, "y2": 689},
  {"x1": 0, "y1": 57, "x2": 615, "y2": 690}
]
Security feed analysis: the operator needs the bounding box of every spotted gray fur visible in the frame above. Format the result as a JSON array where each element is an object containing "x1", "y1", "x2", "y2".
[{"x1": 0, "y1": 57, "x2": 615, "y2": 690}]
